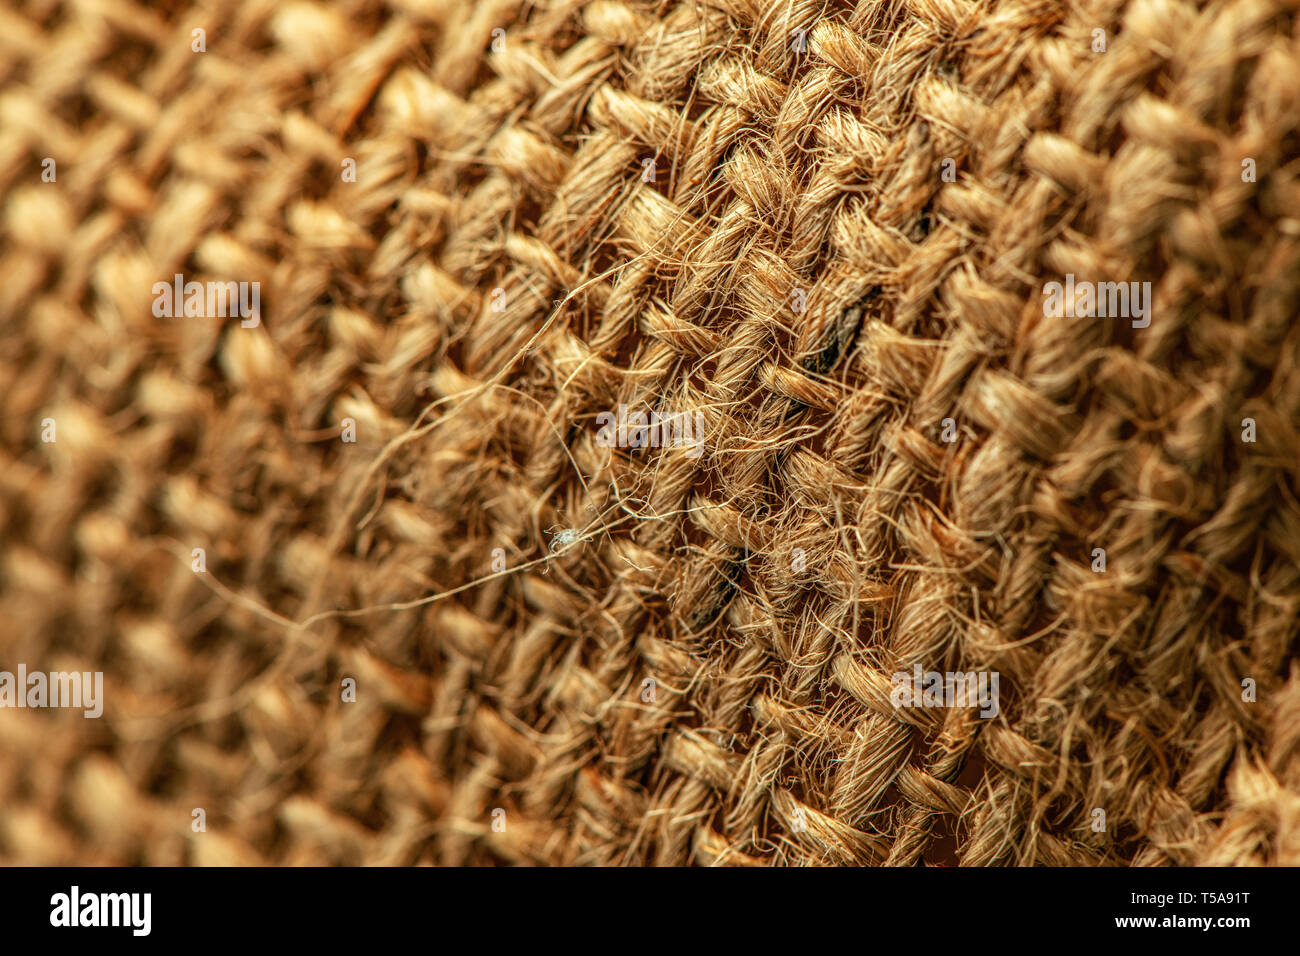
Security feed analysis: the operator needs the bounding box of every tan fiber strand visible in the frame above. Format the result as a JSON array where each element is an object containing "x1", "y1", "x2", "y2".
[{"x1": 2, "y1": 0, "x2": 1299, "y2": 867}]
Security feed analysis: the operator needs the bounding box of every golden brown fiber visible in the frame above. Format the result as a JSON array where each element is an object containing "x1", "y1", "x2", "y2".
[{"x1": 1, "y1": 0, "x2": 1299, "y2": 866}]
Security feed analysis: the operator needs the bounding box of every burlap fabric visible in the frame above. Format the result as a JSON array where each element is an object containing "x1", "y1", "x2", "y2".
[{"x1": 2, "y1": 0, "x2": 1299, "y2": 865}]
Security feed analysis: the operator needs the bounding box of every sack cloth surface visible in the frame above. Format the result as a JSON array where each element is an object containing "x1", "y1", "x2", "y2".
[{"x1": 1, "y1": 0, "x2": 1299, "y2": 865}]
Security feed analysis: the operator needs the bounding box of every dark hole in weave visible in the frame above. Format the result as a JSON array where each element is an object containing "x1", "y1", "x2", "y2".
[
  {"x1": 802, "y1": 330, "x2": 844, "y2": 376},
  {"x1": 916, "y1": 205, "x2": 934, "y2": 238},
  {"x1": 410, "y1": 137, "x2": 430, "y2": 179},
  {"x1": 801, "y1": 289, "x2": 874, "y2": 376},
  {"x1": 690, "y1": 558, "x2": 743, "y2": 631},
  {"x1": 921, "y1": 747, "x2": 987, "y2": 865},
  {"x1": 165, "y1": 429, "x2": 199, "y2": 473},
  {"x1": 920, "y1": 813, "x2": 958, "y2": 866}
]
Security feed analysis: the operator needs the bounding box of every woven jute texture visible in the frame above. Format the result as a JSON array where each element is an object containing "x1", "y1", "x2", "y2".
[{"x1": 3, "y1": 0, "x2": 1300, "y2": 867}]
